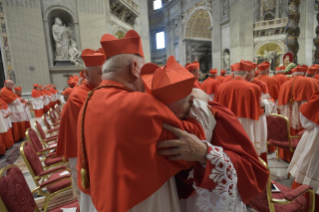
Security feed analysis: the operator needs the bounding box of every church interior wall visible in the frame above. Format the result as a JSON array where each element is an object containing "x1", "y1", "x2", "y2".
[
  {"x1": 298, "y1": 0, "x2": 315, "y2": 66},
  {"x1": 5, "y1": 0, "x2": 51, "y2": 93}
]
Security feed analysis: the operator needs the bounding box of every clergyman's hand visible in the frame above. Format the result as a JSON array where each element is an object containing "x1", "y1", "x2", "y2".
[{"x1": 157, "y1": 123, "x2": 207, "y2": 164}]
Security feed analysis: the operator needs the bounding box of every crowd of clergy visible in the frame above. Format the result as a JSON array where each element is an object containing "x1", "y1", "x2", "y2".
[{"x1": 1, "y1": 29, "x2": 319, "y2": 212}]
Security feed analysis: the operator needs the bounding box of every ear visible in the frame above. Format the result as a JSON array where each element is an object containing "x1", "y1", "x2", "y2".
[{"x1": 130, "y1": 61, "x2": 139, "y2": 79}]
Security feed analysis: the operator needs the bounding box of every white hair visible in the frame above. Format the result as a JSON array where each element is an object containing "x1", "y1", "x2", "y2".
[
  {"x1": 292, "y1": 72, "x2": 305, "y2": 76},
  {"x1": 233, "y1": 71, "x2": 249, "y2": 78},
  {"x1": 102, "y1": 54, "x2": 144, "y2": 74}
]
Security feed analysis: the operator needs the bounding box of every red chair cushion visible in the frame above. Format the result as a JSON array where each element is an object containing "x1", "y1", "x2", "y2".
[
  {"x1": 248, "y1": 181, "x2": 307, "y2": 212},
  {"x1": 45, "y1": 171, "x2": 72, "y2": 193},
  {"x1": 269, "y1": 137, "x2": 300, "y2": 150},
  {"x1": 44, "y1": 155, "x2": 64, "y2": 166},
  {"x1": 267, "y1": 116, "x2": 289, "y2": 141},
  {"x1": 0, "y1": 167, "x2": 36, "y2": 211},
  {"x1": 48, "y1": 199, "x2": 80, "y2": 212},
  {"x1": 28, "y1": 128, "x2": 44, "y2": 152},
  {"x1": 36, "y1": 121, "x2": 47, "y2": 139},
  {"x1": 24, "y1": 142, "x2": 44, "y2": 176}
]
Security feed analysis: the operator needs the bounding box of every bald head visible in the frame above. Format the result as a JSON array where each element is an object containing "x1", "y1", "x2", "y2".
[
  {"x1": 102, "y1": 54, "x2": 146, "y2": 92},
  {"x1": 5, "y1": 80, "x2": 14, "y2": 90}
]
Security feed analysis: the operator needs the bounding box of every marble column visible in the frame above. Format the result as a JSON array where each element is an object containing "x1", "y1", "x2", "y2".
[
  {"x1": 296, "y1": 0, "x2": 313, "y2": 65},
  {"x1": 275, "y1": 0, "x2": 280, "y2": 19},
  {"x1": 212, "y1": 0, "x2": 222, "y2": 70},
  {"x1": 43, "y1": 19, "x2": 54, "y2": 67}
]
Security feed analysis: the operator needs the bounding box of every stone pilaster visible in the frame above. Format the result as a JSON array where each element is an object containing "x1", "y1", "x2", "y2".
[{"x1": 286, "y1": 0, "x2": 300, "y2": 64}]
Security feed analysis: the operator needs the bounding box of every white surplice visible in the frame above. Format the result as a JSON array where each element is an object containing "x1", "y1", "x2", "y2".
[{"x1": 288, "y1": 113, "x2": 319, "y2": 194}]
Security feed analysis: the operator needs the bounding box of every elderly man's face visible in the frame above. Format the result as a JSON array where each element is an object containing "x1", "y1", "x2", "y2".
[
  {"x1": 5, "y1": 81, "x2": 14, "y2": 90},
  {"x1": 191, "y1": 69, "x2": 201, "y2": 80}
]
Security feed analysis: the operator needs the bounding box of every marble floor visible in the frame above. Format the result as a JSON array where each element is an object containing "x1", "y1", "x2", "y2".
[{"x1": 0, "y1": 117, "x2": 294, "y2": 211}]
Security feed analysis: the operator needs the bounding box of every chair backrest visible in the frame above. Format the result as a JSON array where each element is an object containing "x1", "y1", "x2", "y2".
[
  {"x1": 55, "y1": 105, "x2": 61, "y2": 116},
  {"x1": 26, "y1": 128, "x2": 43, "y2": 152},
  {"x1": 0, "y1": 165, "x2": 38, "y2": 212},
  {"x1": 49, "y1": 110, "x2": 57, "y2": 123},
  {"x1": 20, "y1": 141, "x2": 44, "y2": 177},
  {"x1": 42, "y1": 115, "x2": 52, "y2": 130},
  {"x1": 35, "y1": 120, "x2": 47, "y2": 139},
  {"x1": 267, "y1": 114, "x2": 289, "y2": 142}
]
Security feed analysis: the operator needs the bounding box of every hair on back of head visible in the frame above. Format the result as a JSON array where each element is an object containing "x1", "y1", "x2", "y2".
[{"x1": 102, "y1": 54, "x2": 144, "y2": 74}]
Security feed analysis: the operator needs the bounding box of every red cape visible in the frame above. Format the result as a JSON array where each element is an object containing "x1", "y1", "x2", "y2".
[
  {"x1": 251, "y1": 78, "x2": 269, "y2": 94},
  {"x1": 193, "y1": 80, "x2": 203, "y2": 90},
  {"x1": 273, "y1": 74, "x2": 289, "y2": 88},
  {"x1": 201, "y1": 77, "x2": 220, "y2": 94},
  {"x1": 0, "y1": 98, "x2": 8, "y2": 109},
  {"x1": 214, "y1": 77, "x2": 262, "y2": 120},
  {"x1": 0, "y1": 87, "x2": 18, "y2": 104},
  {"x1": 216, "y1": 75, "x2": 225, "y2": 84},
  {"x1": 257, "y1": 74, "x2": 280, "y2": 100},
  {"x1": 278, "y1": 76, "x2": 319, "y2": 105},
  {"x1": 300, "y1": 91, "x2": 319, "y2": 125},
  {"x1": 223, "y1": 74, "x2": 234, "y2": 83},
  {"x1": 76, "y1": 80, "x2": 205, "y2": 212},
  {"x1": 56, "y1": 81, "x2": 95, "y2": 158},
  {"x1": 31, "y1": 89, "x2": 41, "y2": 98}
]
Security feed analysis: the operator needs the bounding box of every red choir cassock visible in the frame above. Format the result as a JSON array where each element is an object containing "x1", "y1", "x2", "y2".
[
  {"x1": 273, "y1": 66, "x2": 289, "y2": 87},
  {"x1": 223, "y1": 73, "x2": 234, "y2": 83},
  {"x1": 278, "y1": 65, "x2": 319, "y2": 162},
  {"x1": 0, "y1": 86, "x2": 26, "y2": 141},
  {"x1": 0, "y1": 98, "x2": 14, "y2": 149},
  {"x1": 257, "y1": 62, "x2": 280, "y2": 100},
  {"x1": 214, "y1": 61, "x2": 268, "y2": 162},
  {"x1": 56, "y1": 48, "x2": 106, "y2": 159},
  {"x1": 216, "y1": 69, "x2": 226, "y2": 84},
  {"x1": 31, "y1": 84, "x2": 44, "y2": 118},
  {"x1": 201, "y1": 69, "x2": 220, "y2": 101}
]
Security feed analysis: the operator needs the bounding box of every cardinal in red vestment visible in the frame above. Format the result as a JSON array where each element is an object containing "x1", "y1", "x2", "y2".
[
  {"x1": 31, "y1": 84, "x2": 44, "y2": 118},
  {"x1": 214, "y1": 61, "x2": 269, "y2": 162},
  {"x1": 306, "y1": 65, "x2": 319, "y2": 78},
  {"x1": 0, "y1": 80, "x2": 27, "y2": 141},
  {"x1": 278, "y1": 65, "x2": 319, "y2": 162},
  {"x1": 257, "y1": 62, "x2": 280, "y2": 101},
  {"x1": 185, "y1": 61, "x2": 203, "y2": 90},
  {"x1": 216, "y1": 69, "x2": 226, "y2": 84},
  {"x1": 273, "y1": 66, "x2": 289, "y2": 87},
  {"x1": 201, "y1": 69, "x2": 220, "y2": 101},
  {"x1": 56, "y1": 47, "x2": 105, "y2": 201}
]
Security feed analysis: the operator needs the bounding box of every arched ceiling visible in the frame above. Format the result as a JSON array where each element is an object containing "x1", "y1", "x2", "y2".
[{"x1": 185, "y1": 9, "x2": 212, "y2": 39}]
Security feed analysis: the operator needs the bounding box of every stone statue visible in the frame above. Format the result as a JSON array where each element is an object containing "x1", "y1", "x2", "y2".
[
  {"x1": 224, "y1": 52, "x2": 230, "y2": 69},
  {"x1": 263, "y1": 49, "x2": 277, "y2": 67},
  {"x1": 69, "y1": 38, "x2": 81, "y2": 65},
  {"x1": 52, "y1": 17, "x2": 71, "y2": 60}
]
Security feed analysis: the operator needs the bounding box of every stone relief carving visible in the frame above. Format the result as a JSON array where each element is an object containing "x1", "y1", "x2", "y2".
[
  {"x1": 223, "y1": 0, "x2": 229, "y2": 16},
  {"x1": 110, "y1": 0, "x2": 139, "y2": 26},
  {"x1": 52, "y1": 17, "x2": 71, "y2": 60},
  {"x1": 262, "y1": 0, "x2": 275, "y2": 11}
]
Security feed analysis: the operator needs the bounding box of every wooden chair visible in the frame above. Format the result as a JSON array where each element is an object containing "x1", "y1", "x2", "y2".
[
  {"x1": 34, "y1": 121, "x2": 58, "y2": 148},
  {"x1": 26, "y1": 128, "x2": 67, "y2": 170},
  {"x1": 54, "y1": 104, "x2": 62, "y2": 117},
  {"x1": 248, "y1": 158, "x2": 315, "y2": 212},
  {"x1": 267, "y1": 113, "x2": 302, "y2": 161},
  {"x1": 19, "y1": 141, "x2": 74, "y2": 211},
  {"x1": 0, "y1": 164, "x2": 79, "y2": 212}
]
